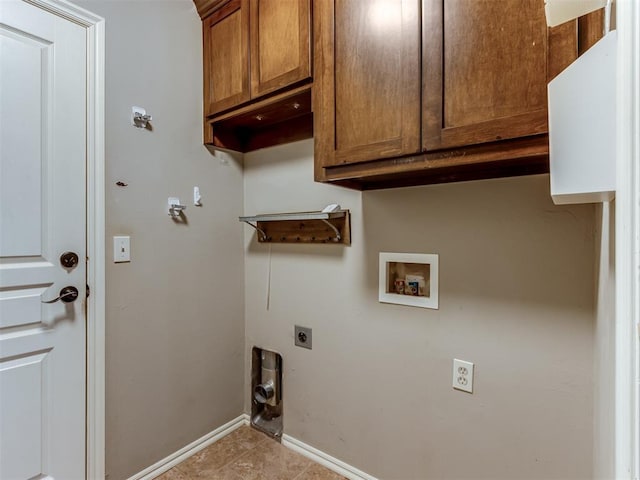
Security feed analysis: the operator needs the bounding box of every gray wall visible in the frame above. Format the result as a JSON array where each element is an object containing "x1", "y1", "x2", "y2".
[
  {"x1": 73, "y1": 1, "x2": 245, "y2": 479},
  {"x1": 244, "y1": 139, "x2": 596, "y2": 479},
  {"x1": 70, "y1": 1, "x2": 602, "y2": 477}
]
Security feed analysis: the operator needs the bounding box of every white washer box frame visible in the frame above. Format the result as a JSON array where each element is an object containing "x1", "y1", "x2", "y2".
[{"x1": 378, "y1": 252, "x2": 439, "y2": 309}]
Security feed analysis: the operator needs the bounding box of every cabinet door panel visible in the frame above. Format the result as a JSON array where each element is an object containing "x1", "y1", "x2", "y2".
[
  {"x1": 423, "y1": 0, "x2": 577, "y2": 151},
  {"x1": 204, "y1": 0, "x2": 250, "y2": 116},
  {"x1": 250, "y1": 0, "x2": 311, "y2": 98},
  {"x1": 315, "y1": 0, "x2": 421, "y2": 169}
]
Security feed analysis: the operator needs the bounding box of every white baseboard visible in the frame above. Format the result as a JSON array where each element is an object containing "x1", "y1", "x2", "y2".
[
  {"x1": 126, "y1": 415, "x2": 246, "y2": 480},
  {"x1": 127, "y1": 413, "x2": 376, "y2": 480},
  {"x1": 282, "y1": 434, "x2": 378, "y2": 480}
]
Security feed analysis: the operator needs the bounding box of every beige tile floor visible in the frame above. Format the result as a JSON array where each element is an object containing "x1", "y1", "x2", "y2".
[{"x1": 156, "y1": 425, "x2": 347, "y2": 480}]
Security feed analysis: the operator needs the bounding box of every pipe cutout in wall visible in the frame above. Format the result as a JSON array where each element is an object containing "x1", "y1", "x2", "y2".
[{"x1": 251, "y1": 347, "x2": 283, "y2": 440}]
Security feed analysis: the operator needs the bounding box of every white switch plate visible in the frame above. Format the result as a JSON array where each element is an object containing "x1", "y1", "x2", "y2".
[
  {"x1": 113, "y1": 236, "x2": 130, "y2": 263},
  {"x1": 453, "y1": 359, "x2": 474, "y2": 393}
]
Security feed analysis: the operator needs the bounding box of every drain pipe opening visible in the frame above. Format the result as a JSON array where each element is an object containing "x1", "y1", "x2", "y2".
[{"x1": 254, "y1": 381, "x2": 275, "y2": 404}]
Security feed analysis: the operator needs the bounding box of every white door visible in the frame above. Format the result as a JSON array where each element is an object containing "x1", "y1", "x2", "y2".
[{"x1": 0, "y1": 1, "x2": 87, "y2": 478}]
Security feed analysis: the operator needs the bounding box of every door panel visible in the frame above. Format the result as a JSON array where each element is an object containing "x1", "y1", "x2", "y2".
[
  {"x1": 0, "y1": 287, "x2": 49, "y2": 329},
  {"x1": 443, "y1": 0, "x2": 547, "y2": 128},
  {"x1": 0, "y1": 27, "x2": 50, "y2": 257},
  {"x1": 0, "y1": 351, "x2": 50, "y2": 480},
  {"x1": 423, "y1": 0, "x2": 577, "y2": 150},
  {"x1": 250, "y1": 0, "x2": 311, "y2": 98},
  {"x1": 0, "y1": 2, "x2": 87, "y2": 479},
  {"x1": 204, "y1": 0, "x2": 250, "y2": 116},
  {"x1": 315, "y1": 0, "x2": 421, "y2": 169},
  {"x1": 334, "y1": 0, "x2": 420, "y2": 162}
]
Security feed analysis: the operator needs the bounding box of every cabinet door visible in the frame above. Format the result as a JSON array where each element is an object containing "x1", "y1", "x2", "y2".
[
  {"x1": 314, "y1": 0, "x2": 421, "y2": 170},
  {"x1": 250, "y1": 0, "x2": 311, "y2": 98},
  {"x1": 423, "y1": 0, "x2": 577, "y2": 151},
  {"x1": 203, "y1": 0, "x2": 250, "y2": 116}
]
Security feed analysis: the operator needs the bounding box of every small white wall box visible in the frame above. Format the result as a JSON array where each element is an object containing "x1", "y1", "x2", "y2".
[
  {"x1": 548, "y1": 30, "x2": 617, "y2": 205},
  {"x1": 379, "y1": 252, "x2": 439, "y2": 309}
]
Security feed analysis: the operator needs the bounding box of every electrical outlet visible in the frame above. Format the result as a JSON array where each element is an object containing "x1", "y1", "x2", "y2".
[
  {"x1": 453, "y1": 359, "x2": 474, "y2": 393},
  {"x1": 294, "y1": 325, "x2": 312, "y2": 349}
]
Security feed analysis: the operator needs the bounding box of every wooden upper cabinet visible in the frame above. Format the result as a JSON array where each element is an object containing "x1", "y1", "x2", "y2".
[
  {"x1": 250, "y1": 0, "x2": 311, "y2": 98},
  {"x1": 422, "y1": 0, "x2": 577, "y2": 151},
  {"x1": 203, "y1": 0, "x2": 250, "y2": 116},
  {"x1": 313, "y1": 0, "x2": 590, "y2": 189},
  {"x1": 202, "y1": 0, "x2": 311, "y2": 118},
  {"x1": 314, "y1": 0, "x2": 421, "y2": 171}
]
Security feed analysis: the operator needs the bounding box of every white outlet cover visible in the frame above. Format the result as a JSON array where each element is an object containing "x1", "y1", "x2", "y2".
[{"x1": 453, "y1": 359, "x2": 474, "y2": 393}]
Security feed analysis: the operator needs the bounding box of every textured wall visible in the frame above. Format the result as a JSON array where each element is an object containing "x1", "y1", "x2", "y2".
[
  {"x1": 73, "y1": 1, "x2": 245, "y2": 479},
  {"x1": 244, "y1": 139, "x2": 595, "y2": 479}
]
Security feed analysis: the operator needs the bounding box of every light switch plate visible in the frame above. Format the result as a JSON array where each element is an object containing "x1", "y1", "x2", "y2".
[{"x1": 113, "y1": 236, "x2": 130, "y2": 263}]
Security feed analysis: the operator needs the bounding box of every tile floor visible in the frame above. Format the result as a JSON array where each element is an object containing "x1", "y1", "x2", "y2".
[{"x1": 156, "y1": 425, "x2": 347, "y2": 480}]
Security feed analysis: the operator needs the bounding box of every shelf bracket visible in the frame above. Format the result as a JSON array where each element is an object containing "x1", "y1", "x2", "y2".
[
  {"x1": 244, "y1": 221, "x2": 268, "y2": 242},
  {"x1": 320, "y1": 219, "x2": 341, "y2": 242}
]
